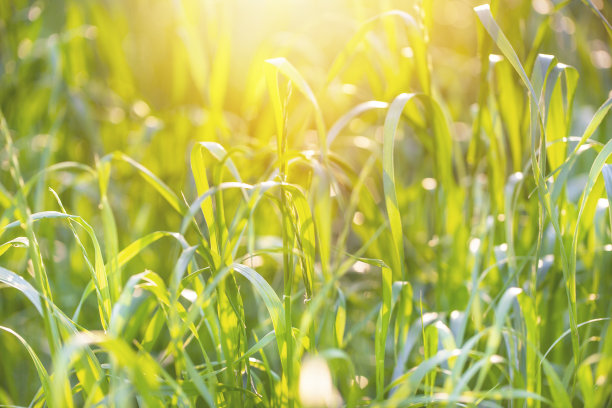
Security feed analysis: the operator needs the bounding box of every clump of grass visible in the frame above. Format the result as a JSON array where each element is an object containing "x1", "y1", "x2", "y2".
[{"x1": 1, "y1": 0, "x2": 611, "y2": 407}]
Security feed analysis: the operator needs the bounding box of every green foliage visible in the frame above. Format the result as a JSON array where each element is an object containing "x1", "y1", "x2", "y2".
[{"x1": 1, "y1": 0, "x2": 611, "y2": 406}]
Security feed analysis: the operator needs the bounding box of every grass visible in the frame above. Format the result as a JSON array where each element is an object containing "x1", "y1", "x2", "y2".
[{"x1": 1, "y1": 0, "x2": 612, "y2": 406}]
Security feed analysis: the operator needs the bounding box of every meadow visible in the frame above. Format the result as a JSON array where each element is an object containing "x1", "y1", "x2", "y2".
[{"x1": 0, "y1": 0, "x2": 611, "y2": 406}]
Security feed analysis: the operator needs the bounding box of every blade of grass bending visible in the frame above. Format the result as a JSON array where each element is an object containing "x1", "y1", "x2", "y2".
[
  {"x1": 266, "y1": 58, "x2": 316, "y2": 405},
  {"x1": 110, "y1": 231, "x2": 189, "y2": 269},
  {"x1": 475, "y1": 4, "x2": 581, "y2": 374},
  {"x1": 571, "y1": 138, "x2": 612, "y2": 281},
  {"x1": 190, "y1": 142, "x2": 246, "y2": 268},
  {"x1": 283, "y1": 184, "x2": 316, "y2": 306},
  {"x1": 0, "y1": 236, "x2": 29, "y2": 256},
  {"x1": 195, "y1": 141, "x2": 243, "y2": 182},
  {"x1": 0, "y1": 265, "x2": 43, "y2": 315},
  {"x1": 529, "y1": 54, "x2": 575, "y2": 406},
  {"x1": 4, "y1": 208, "x2": 112, "y2": 331},
  {"x1": 275, "y1": 183, "x2": 317, "y2": 354},
  {"x1": 343, "y1": 257, "x2": 391, "y2": 400},
  {"x1": 190, "y1": 144, "x2": 218, "y2": 259},
  {"x1": 474, "y1": 6, "x2": 536, "y2": 98},
  {"x1": 1, "y1": 221, "x2": 106, "y2": 402},
  {"x1": 327, "y1": 101, "x2": 388, "y2": 145},
  {"x1": 384, "y1": 94, "x2": 428, "y2": 276},
  {"x1": 235, "y1": 331, "x2": 276, "y2": 364},
  {"x1": 1, "y1": 113, "x2": 62, "y2": 357},
  {"x1": 536, "y1": 321, "x2": 611, "y2": 407},
  {"x1": 102, "y1": 152, "x2": 184, "y2": 215},
  {"x1": 0, "y1": 326, "x2": 51, "y2": 400},
  {"x1": 571, "y1": 96, "x2": 612, "y2": 157},
  {"x1": 469, "y1": 1, "x2": 497, "y2": 171},
  {"x1": 383, "y1": 94, "x2": 410, "y2": 279},
  {"x1": 540, "y1": 317, "x2": 612, "y2": 362},
  {"x1": 265, "y1": 58, "x2": 332, "y2": 283},
  {"x1": 383, "y1": 92, "x2": 456, "y2": 279},
  {"x1": 51, "y1": 333, "x2": 168, "y2": 408},
  {"x1": 265, "y1": 57, "x2": 327, "y2": 160},
  {"x1": 550, "y1": 96, "x2": 612, "y2": 203},
  {"x1": 241, "y1": 239, "x2": 292, "y2": 405},
  {"x1": 232, "y1": 264, "x2": 288, "y2": 372},
  {"x1": 22, "y1": 162, "x2": 95, "y2": 197},
  {"x1": 181, "y1": 181, "x2": 255, "y2": 235},
  {"x1": 48, "y1": 191, "x2": 112, "y2": 330}
]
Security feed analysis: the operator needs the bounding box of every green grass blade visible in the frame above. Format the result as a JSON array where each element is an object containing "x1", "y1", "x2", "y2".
[
  {"x1": 0, "y1": 326, "x2": 51, "y2": 401},
  {"x1": 105, "y1": 152, "x2": 184, "y2": 215},
  {"x1": 0, "y1": 265, "x2": 43, "y2": 315},
  {"x1": 0, "y1": 236, "x2": 29, "y2": 257}
]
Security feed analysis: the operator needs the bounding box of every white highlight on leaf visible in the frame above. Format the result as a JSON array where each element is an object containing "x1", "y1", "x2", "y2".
[{"x1": 299, "y1": 356, "x2": 341, "y2": 408}]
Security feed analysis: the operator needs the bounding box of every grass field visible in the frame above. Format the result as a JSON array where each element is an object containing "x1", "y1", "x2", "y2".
[{"x1": 1, "y1": 0, "x2": 611, "y2": 406}]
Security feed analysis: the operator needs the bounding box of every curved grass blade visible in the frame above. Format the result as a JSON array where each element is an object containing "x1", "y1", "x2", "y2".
[
  {"x1": 51, "y1": 332, "x2": 169, "y2": 408},
  {"x1": 382, "y1": 94, "x2": 411, "y2": 279},
  {"x1": 0, "y1": 265, "x2": 43, "y2": 315},
  {"x1": 475, "y1": 4, "x2": 582, "y2": 372},
  {"x1": 232, "y1": 262, "x2": 292, "y2": 398},
  {"x1": 0, "y1": 236, "x2": 29, "y2": 256},
  {"x1": 382, "y1": 92, "x2": 455, "y2": 279},
  {"x1": 0, "y1": 326, "x2": 51, "y2": 400},
  {"x1": 3, "y1": 209, "x2": 112, "y2": 330},
  {"x1": 102, "y1": 152, "x2": 183, "y2": 215},
  {"x1": 265, "y1": 57, "x2": 327, "y2": 159},
  {"x1": 327, "y1": 101, "x2": 388, "y2": 146}
]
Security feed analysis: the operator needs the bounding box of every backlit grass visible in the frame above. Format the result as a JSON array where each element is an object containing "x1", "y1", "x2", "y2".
[{"x1": 1, "y1": 0, "x2": 611, "y2": 406}]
